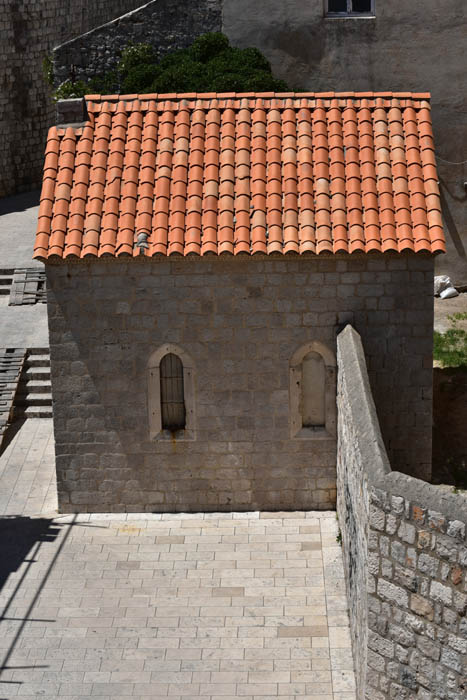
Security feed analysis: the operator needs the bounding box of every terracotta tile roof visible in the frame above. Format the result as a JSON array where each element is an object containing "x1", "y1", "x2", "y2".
[{"x1": 34, "y1": 92, "x2": 445, "y2": 259}]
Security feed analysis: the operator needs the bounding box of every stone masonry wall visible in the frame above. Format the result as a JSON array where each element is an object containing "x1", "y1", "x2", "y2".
[
  {"x1": 53, "y1": 0, "x2": 222, "y2": 87},
  {"x1": 337, "y1": 325, "x2": 467, "y2": 700},
  {"x1": 45, "y1": 255, "x2": 434, "y2": 512},
  {"x1": 223, "y1": 0, "x2": 467, "y2": 284},
  {"x1": 0, "y1": 0, "x2": 145, "y2": 198},
  {"x1": 0, "y1": 0, "x2": 221, "y2": 199}
]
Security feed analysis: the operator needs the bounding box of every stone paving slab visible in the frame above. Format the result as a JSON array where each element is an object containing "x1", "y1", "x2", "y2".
[
  {"x1": 0, "y1": 191, "x2": 41, "y2": 271},
  {"x1": 0, "y1": 419, "x2": 355, "y2": 698},
  {"x1": 0, "y1": 301, "x2": 49, "y2": 349},
  {"x1": 0, "y1": 190, "x2": 49, "y2": 350},
  {"x1": 0, "y1": 418, "x2": 57, "y2": 516},
  {"x1": 0, "y1": 509, "x2": 355, "y2": 699}
]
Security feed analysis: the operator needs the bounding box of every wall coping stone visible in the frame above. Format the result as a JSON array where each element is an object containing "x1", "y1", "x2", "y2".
[
  {"x1": 56, "y1": 98, "x2": 88, "y2": 126},
  {"x1": 53, "y1": 1, "x2": 157, "y2": 54},
  {"x1": 337, "y1": 325, "x2": 467, "y2": 524}
]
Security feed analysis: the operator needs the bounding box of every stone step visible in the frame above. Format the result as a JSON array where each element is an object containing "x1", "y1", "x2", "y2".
[
  {"x1": 14, "y1": 405, "x2": 53, "y2": 418},
  {"x1": 25, "y1": 354, "x2": 50, "y2": 368},
  {"x1": 0, "y1": 275, "x2": 12, "y2": 295},
  {"x1": 15, "y1": 392, "x2": 52, "y2": 406},
  {"x1": 27, "y1": 347, "x2": 50, "y2": 354},
  {"x1": 24, "y1": 366, "x2": 51, "y2": 380},
  {"x1": 17, "y1": 380, "x2": 52, "y2": 395}
]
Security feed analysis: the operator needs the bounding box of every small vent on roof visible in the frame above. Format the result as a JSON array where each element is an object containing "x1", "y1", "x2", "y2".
[{"x1": 135, "y1": 232, "x2": 149, "y2": 255}]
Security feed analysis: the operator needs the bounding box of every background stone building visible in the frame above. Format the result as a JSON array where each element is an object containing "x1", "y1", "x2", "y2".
[
  {"x1": 35, "y1": 94, "x2": 443, "y2": 512},
  {"x1": 0, "y1": 0, "x2": 146, "y2": 197},
  {"x1": 0, "y1": 0, "x2": 221, "y2": 199},
  {"x1": 1, "y1": 0, "x2": 464, "y2": 282},
  {"x1": 222, "y1": 0, "x2": 466, "y2": 283}
]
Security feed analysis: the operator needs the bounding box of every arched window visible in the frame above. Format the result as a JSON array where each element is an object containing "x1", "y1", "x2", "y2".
[
  {"x1": 290, "y1": 341, "x2": 336, "y2": 438},
  {"x1": 301, "y1": 351, "x2": 325, "y2": 428},
  {"x1": 147, "y1": 344, "x2": 195, "y2": 440},
  {"x1": 160, "y1": 353, "x2": 186, "y2": 431}
]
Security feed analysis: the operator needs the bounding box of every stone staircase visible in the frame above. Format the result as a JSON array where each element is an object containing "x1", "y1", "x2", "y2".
[
  {"x1": 9, "y1": 267, "x2": 47, "y2": 305},
  {"x1": 14, "y1": 348, "x2": 53, "y2": 418},
  {"x1": 0, "y1": 269, "x2": 14, "y2": 296},
  {"x1": 0, "y1": 348, "x2": 26, "y2": 444}
]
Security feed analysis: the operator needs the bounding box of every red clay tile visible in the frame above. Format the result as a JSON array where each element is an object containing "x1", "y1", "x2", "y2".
[{"x1": 34, "y1": 93, "x2": 445, "y2": 259}]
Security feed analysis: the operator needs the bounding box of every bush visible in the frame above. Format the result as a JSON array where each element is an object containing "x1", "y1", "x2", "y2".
[
  {"x1": 54, "y1": 79, "x2": 88, "y2": 101},
  {"x1": 433, "y1": 313, "x2": 467, "y2": 368},
  {"x1": 52, "y1": 32, "x2": 289, "y2": 100},
  {"x1": 118, "y1": 43, "x2": 156, "y2": 77}
]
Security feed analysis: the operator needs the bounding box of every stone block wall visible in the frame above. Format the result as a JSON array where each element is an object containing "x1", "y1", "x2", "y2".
[
  {"x1": 53, "y1": 0, "x2": 222, "y2": 87},
  {"x1": 45, "y1": 254, "x2": 434, "y2": 512},
  {"x1": 337, "y1": 325, "x2": 467, "y2": 700},
  {"x1": 0, "y1": 0, "x2": 212, "y2": 198},
  {"x1": 222, "y1": 0, "x2": 467, "y2": 285}
]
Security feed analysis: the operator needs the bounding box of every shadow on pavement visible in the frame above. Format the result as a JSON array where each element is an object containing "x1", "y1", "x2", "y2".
[
  {"x1": 0, "y1": 516, "x2": 61, "y2": 592},
  {"x1": 0, "y1": 190, "x2": 40, "y2": 217},
  {"x1": 0, "y1": 419, "x2": 26, "y2": 459},
  {"x1": 0, "y1": 517, "x2": 62, "y2": 691}
]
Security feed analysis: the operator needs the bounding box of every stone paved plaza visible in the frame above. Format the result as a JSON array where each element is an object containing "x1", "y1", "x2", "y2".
[
  {"x1": 0, "y1": 419, "x2": 57, "y2": 517},
  {"x1": 0, "y1": 182, "x2": 355, "y2": 700},
  {"x1": 0, "y1": 419, "x2": 355, "y2": 699}
]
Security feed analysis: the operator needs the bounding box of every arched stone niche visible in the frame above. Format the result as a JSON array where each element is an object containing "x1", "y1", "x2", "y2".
[{"x1": 289, "y1": 340, "x2": 337, "y2": 439}]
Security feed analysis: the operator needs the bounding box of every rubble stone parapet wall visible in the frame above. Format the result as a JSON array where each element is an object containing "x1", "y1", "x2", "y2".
[
  {"x1": 53, "y1": 0, "x2": 222, "y2": 88},
  {"x1": 0, "y1": 0, "x2": 145, "y2": 198},
  {"x1": 337, "y1": 325, "x2": 467, "y2": 700},
  {"x1": 0, "y1": 0, "x2": 219, "y2": 198}
]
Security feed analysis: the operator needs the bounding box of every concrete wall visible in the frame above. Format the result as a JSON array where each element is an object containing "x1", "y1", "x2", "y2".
[
  {"x1": 223, "y1": 0, "x2": 467, "y2": 284},
  {"x1": 337, "y1": 325, "x2": 467, "y2": 700},
  {"x1": 0, "y1": 0, "x2": 146, "y2": 198},
  {"x1": 53, "y1": 0, "x2": 222, "y2": 87},
  {"x1": 45, "y1": 255, "x2": 433, "y2": 513}
]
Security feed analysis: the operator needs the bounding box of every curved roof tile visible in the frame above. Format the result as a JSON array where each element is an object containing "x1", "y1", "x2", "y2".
[{"x1": 34, "y1": 92, "x2": 445, "y2": 260}]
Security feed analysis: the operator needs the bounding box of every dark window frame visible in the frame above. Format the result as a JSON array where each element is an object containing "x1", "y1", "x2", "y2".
[
  {"x1": 160, "y1": 353, "x2": 186, "y2": 432},
  {"x1": 325, "y1": 0, "x2": 375, "y2": 17}
]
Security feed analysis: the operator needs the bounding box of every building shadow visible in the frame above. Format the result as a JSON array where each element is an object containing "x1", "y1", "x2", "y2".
[
  {"x1": 0, "y1": 419, "x2": 26, "y2": 459},
  {"x1": 0, "y1": 516, "x2": 61, "y2": 592},
  {"x1": 0, "y1": 190, "x2": 40, "y2": 217},
  {"x1": 0, "y1": 517, "x2": 62, "y2": 692}
]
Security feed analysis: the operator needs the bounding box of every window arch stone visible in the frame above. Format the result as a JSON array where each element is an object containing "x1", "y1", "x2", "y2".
[
  {"x1": 147, "y1": 344, "x2": 196, "y2": 440},
  {"x1": 289, "y1": 340, "x2": 337, "y2": 439}
]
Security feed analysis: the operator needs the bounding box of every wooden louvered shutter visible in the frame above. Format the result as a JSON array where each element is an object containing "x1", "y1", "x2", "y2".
[{"x1": 160, "y1": 354, "x2": 186, "y2": 431}]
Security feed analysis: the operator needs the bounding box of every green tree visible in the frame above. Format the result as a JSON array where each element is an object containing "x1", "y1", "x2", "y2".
[{"x1": 53, "y1": 32, "x2": 289, "y2": 100}]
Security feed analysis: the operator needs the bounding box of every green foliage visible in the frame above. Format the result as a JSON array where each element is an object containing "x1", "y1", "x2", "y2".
[
  {"x1": 42, "y1": 54, "x2": 54, "y2": 87},
  {"x1": 88, "y1": 70, "x2": 120, "y2": 96},
  {"x1": 190, "y1": 32, "x2": 230, "y2": 63},
  {"x1": 147, "y1": 37, "x2": 288, "y2": 93},
  {"x1": 53, "y1": 79, "x2": 88, "y2": 101},
  {"x1": 433, "y1": 313, "x2": 467, "y2": 368},
  {"x1": 118, "y1": 42, "x2": 156, "y2": 77},
  {"x1": 53, "y1": 32, "x2": 289, "y2": 101}
]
